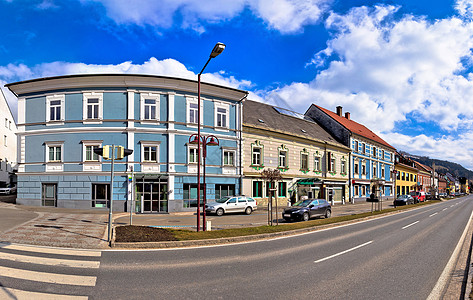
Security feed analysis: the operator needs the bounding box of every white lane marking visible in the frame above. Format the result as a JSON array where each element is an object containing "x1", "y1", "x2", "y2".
[
  {"x1": 0, "y1": 265, "x2": 96, "y2": 286},
  {"x1": 402, "y1": 221, "x2": 420, "y2": 230},
  {"x1": 450, "y1": 205, "x2": 455, "y2": 208},
  {"x1": 428, "y1": 205, "x2": 473, "y2": 299},
  {"x1": 314, "y1": 241, "x2": 373, "y2": 263},
  {"x1": 429, "y1": 213, "x2": 438, "y2": 217},
  {"x1": 0, "y1": 243, "x2": 102, "y2": 257},
  {"x1": 442, "y1": 208, "x2": 448, "y2": 211},
  {"x1": 0, "y1": 252, "x2": 100, "y2": 268},
  {"x1": 0, "y1": 287, "x2": 88, "y2": 300}
]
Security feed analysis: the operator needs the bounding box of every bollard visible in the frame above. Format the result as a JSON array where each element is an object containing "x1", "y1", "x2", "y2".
[{"x1": 206, "y1": 220, "x2": 211, "y2": 231}]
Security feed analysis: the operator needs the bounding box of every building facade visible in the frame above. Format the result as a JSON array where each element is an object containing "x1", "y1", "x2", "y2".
[
  {"x1": 0, "y1": 88, "x2": 17, "y2": 187},
  {"x1": 7, "y1": 74, "x2": 247, "y2": 212},
  {"x1": 242, "y1": 100, "x2": 351, "y2": 206},
  {"x1": 394, "y1": 153, "x2": 418, "y2": 196},
  {"x1": 305, "y1": 105, "x2": 396, "y2": 202}
]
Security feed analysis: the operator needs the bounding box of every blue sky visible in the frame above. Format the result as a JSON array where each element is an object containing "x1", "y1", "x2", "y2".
[{"x1": 1, "y1": 0, "x2": 473, "y2": 169}]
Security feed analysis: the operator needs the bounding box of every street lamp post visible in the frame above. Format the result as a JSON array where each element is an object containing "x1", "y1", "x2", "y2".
[
  {"x1": 189, "y1": 134, "x2": 219, "y2": 231},
  {"x1": 194, "y1": 42, "x2": 226, "y2": 232}
]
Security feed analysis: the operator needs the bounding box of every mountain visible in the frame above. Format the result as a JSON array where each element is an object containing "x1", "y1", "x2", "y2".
[{"x1": 401, "y1": 152, "x2": 473, "y2": 179}]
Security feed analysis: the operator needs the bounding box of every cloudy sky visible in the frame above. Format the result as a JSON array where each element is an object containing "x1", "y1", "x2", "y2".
[{"x1": 1, "y1": 0, "x2": 473, "y2": 169}]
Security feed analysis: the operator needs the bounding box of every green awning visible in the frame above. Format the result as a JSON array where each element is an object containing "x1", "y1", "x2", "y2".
[{"x1": 296, "y1": 178, "x2": 321, "y2": 185}]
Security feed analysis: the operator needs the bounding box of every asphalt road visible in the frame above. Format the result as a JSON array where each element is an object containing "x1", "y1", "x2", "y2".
[{"x1": 87, "y1": 196, "x2": 473, "y2": 300}]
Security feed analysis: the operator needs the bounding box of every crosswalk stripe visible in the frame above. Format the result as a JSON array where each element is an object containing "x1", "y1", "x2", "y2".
[
  {"x1": 0, "y1": 265, "x2": 97, "y2": 286},
  {"x1": 0, "y1": 251, "x2": 100, "y2": 268},
  {"x1": 0, "y1": 243, "x2": 102, "y2": 257},
  {"x1": 0, "y1": 287, "x2": 88, "y2": 300}
]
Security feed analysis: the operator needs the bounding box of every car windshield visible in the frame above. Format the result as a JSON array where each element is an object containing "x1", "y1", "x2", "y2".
[
  {"x1": 293, "y1": 199, "x2": 312, "y2": 207},
  {"x1": 398, "y1": 195, "x2": 408, "y2": 199},
  {"x1": 215, "y1": 196, "x2": 231, "y2": 203}
]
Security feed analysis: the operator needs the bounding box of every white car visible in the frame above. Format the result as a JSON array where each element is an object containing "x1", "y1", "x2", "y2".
[
  {"x1": 205, "y1": 196, "x2": 258, "y2": 216},
  {"x1": 0, "y1": 185, "x2": 16, "y2": 195}
]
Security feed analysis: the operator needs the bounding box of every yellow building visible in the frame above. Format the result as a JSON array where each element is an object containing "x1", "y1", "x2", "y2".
[{"x1": 394, "y1": 161, "x2": 418, "y2": 196}]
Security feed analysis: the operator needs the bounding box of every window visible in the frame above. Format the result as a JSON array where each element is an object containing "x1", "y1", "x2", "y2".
[
  {"x1": 4, "y1": 118, "x2": 7, "y2": 128},
  {"x1": 362, "y1": 163, "x2": 366, "y2": 175},
  {"x1": 341, "y1": 160, "x2": 346, "y2": 174},
  {"x1": 279, "y1": 150, "x2": 287, "y2": 168},
  {"x1": 361, "y1": 185, "x2": 366, "y2": 196},
  {"x1": 266, "y1": 182, "x2": 275, "y2": 197},
  {"x1": 314, "y1": 155, "x2": 321, "y2": 172},
  {"x1": 354, "y1": 160, "x2": 359, "y2": 174},
  {"x1": 301, "y1": 151, "x2": 309, "y2": 171},
  {"x1": 373, "y1": 164, "x2": 377, "y2": 178},
  {"x1": 397, "y1": 171, "x2": 400, "y2": 180},
  {"x1": 252, "y1": 181, "x2": 263, "y2": 198},
  {"x1": 355, "y1": 185, "x2": 359, "y2": 196},
  {"x1": 215, "y1": 103, "x2": 229, "y2": 128},
  {"x1": 83, "y1": 92, "x2": 103, "y2": 122},
  {"x1": 215, "y1": 184, "x2": 235, "y2": 199},
  {"x1": 140, "y1": 93, "x2": 160, "y2": 121},
  {"x1": 402, "y1": 172, "x2": 405, "y2": 181},
  {"x1": 188, "y1": 146, "x2": 198, "y2": 164},
  {"x1": 143, "y1": 146, "x2": 158, "y2": 162},
  {"x1": 381, "y1": 150, "x2": 385, "y2": 160},
  {"x1": 48, "y1": 145, "x2": 62, "y2": 162},
  {"x1": 330, "y1": 156, "x2": 336, "y2": 173},
  {"x1": 186, "y1": 97, "x2": 202, "y2": 125},
  {"x1": 252, "y1": 147, "x2": 262, "y2": 166},
  {"x1": 183, "y1": 184, "x2": 203, "y2": 208},
  {"x1": 8, "y1": 121, "x2": 11, "y2": 130},
  {"x1": 3, "y1": 135, "x2": 6, "y2": 147},
  {"x1": 278, "y1": 182, "x2": 287, "y2": 197},
  {"x1": 189, "y1": 103, "x2": 198, "y2": 124},
  {"x1": 381, "y1": 164, "x2": 385, "y2": 178},
  {"x1": 223, "y1": 150, "x2": 235, "y2": 166},
  {"x1": 46, "y1": 94, "x2": 65, "y2": 123},
  {"x1": 92, "y1": 184, "x2": 109, "y2": 208},
  {"x1": 354, "y1": 141, "x2": 359, "y2": 152},
  {"x1": 85, "y1": 145, "x2": 100, "y2": 161},
  {"x1": 362, "y1": 143, "x2": 366, "y2": 154}
]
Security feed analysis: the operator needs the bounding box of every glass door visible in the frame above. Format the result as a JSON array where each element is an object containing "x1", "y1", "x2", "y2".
[
  {"x1": 42, "y1": 183, "x2": 57, "y2": 207},
  {"x1": 136, "y1": 178, "x2": 168, "y2": 213}
]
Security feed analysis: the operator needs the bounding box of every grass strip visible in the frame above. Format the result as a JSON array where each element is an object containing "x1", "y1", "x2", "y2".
[{"x1": 166, "y1": 200, "x2": 439, "y2": 241}]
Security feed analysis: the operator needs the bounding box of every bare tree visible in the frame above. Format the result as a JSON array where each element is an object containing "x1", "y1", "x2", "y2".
[{"x1": 261, "y1": 168, "x2": 282, "y2": 225}]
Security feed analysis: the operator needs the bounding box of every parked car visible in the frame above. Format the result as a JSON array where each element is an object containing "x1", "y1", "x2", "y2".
[
  {"x1": 439, "y1": 192, "x2": 447, "y2": 198},
  {"x1": 205, "y1": 196, "x2": 257, "y2": 216},
  {"x1": 394, "y1": 195, "x2": 415, "y2": 206},
  {"x1": 0, "y1": 185, "x2": 16, "y2": 195},
  {"x1": 425, "y1": 192, "x2": 432, "y2": 200},
  {"x1": 409, "y1": 191, "x2": 426, "y2": 203},
  {"x1": 282, "y1": 199, "x2": 331, "y2": 222}
]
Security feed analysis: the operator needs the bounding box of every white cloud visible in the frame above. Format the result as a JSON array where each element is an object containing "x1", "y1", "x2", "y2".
[
  {"x1": 0, "y1": 57, "x2": 255, "y2": 122},
  {"x1": 80, "y1": 0, "x2": 331, "y2": 33}
]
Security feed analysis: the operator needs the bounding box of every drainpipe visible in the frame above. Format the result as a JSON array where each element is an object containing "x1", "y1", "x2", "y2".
[{"x1": 238, "y1": 93, "x2": 247, "y2": 195}]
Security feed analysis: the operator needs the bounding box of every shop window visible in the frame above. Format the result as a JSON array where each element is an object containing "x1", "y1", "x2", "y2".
[
  {"x1": 215, "y1": 184, "x2": 235, "y2": 200},
  {"x1": 183, "y1": 184, "x2": 203, "y2": 208},
  {"x1": 278, "y1": 182, "x2": 287, "y2": 197},
  {"x1": 92, "y1": 184, "x2": 109, "y2": 208},
  {"x1": 252, "y1": 181, "x2": 263, "y2": 198}
]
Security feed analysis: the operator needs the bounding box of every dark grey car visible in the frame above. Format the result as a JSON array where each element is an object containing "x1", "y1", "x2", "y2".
[{"x1": 282, "y1": 199, "x2": 331, "y2": 222}]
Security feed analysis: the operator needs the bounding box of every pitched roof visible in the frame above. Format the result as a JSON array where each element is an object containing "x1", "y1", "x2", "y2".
[
  {"x1": 243, "y1": 100, "x2": 348, "y2": 150},
  {"x1": 313, "y1": 105, "x2": 395, "y2": 150}
]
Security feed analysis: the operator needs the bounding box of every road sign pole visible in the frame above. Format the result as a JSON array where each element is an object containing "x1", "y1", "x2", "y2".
[{"x1": 108, "y1": 145, "x2": 115, "y2": 243}]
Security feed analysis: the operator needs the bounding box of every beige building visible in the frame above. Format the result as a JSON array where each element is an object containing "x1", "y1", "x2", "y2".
[
  {"x1": 0, "y1": 88, "x2": 17, "y2": 186},
  {"x1": 242, "y1": 100, "x2": 351, "y2": 206}
]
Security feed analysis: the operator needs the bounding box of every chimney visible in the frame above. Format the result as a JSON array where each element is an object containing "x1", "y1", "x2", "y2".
[
  {"x1": 336, "y1": 106, "x2": 342, "y2": 116},
  {"x1": 345, "y1": 112, "x2": 350, "y2": 120}
]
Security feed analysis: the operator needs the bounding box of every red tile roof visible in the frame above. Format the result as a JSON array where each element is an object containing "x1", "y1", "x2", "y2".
[{"x1": 314, "y1": 105, "x2": 395, "y2": 150}]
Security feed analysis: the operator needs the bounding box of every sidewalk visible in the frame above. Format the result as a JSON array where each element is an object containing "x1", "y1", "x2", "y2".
[{"x1": 0, "y1": 199, "x2": 391, "y2": 249}]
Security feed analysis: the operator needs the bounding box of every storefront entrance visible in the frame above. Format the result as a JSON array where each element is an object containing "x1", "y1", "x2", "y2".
[{"x1": 136, "y1": 177, "x2": 168, "y2": 213}]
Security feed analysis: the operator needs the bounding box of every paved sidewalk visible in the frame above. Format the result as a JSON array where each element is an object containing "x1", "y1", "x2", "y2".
[{"x1": 0, "y1": 202, "x2": 109, "y2": 249}]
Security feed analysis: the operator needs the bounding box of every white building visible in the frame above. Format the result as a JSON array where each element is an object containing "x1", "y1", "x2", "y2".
[{"x1": 0, "y1": 88, "x2": 17, "y2": 186}]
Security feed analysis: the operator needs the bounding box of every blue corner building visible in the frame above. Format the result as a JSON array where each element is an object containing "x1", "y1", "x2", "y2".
[{"x1": 7, "y1": 74, "x2": 247, "y2": 212}]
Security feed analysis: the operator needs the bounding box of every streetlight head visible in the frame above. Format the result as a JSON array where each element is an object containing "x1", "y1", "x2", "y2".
[
  {"x1": 207, "y1": 136, "x2": 219, "y2": 146},
  {"x1": 210, "y1": 42, "x2": 225, "y2": 58},
  {"x1": 189, "y1": 135, "x2": 200, "y2": 144}
]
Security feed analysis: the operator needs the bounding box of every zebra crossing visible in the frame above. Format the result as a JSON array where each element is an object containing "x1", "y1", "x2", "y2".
[{"x1": 0, "y1": 242, "x2": 101, "y2": 299}]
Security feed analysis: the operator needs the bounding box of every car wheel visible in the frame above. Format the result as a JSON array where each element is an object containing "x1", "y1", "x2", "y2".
[
  {"x1": 245, "y1": 207, "x2": 252, "y2": 215},
  {"x1": 302, "y1": 212, "x2": 309, "y2": 221},
  {"x1": 325, "y1": 209, "x2": 331, "y2": 218},
  {"x1": 216, "y1": 208, "x2": 224, "y2": 216}
]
